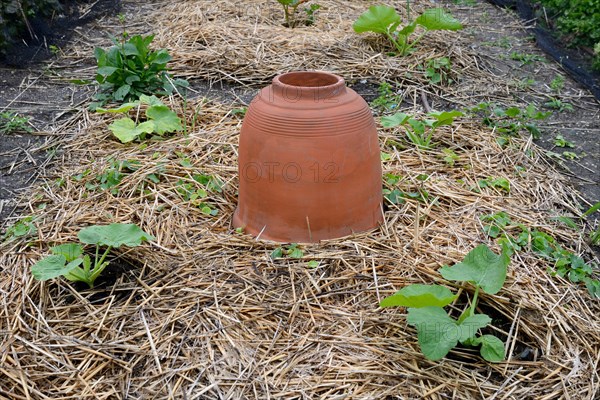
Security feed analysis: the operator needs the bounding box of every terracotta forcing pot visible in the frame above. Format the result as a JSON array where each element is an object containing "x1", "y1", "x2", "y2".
[{"x1": 233, "y1": 71, "x2": 383, "y2": 242}]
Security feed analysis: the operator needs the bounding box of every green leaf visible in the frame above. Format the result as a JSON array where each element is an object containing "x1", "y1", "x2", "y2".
[
  {"x1": 96, "y1": 102, "x2": 139, "y2": 114},
  {"x1": 458, "y1": 314, "x2": 492, "y2": 342},
  {"x1": 139, "y1": 94, "x2": 165, "y2": 107},
  {"x1": 439, "y1": 244, "x2": 509, "y2": 294},
  {"x1": 397, "y1": 21, "x2": 417, "y2": 36},
  {"x1": 583, "y1": 201, "x2": 600, "y2": 217},
  {"x1": 70, "y1": 79, "x2": 92, "y2": 85},
  {"x1": 407, "y1": 307, "x2": 458, "y2": 361},
  {"x1": 97, "y1": 66, "x2": 118, "y2": 76},
  {"x1": 308, "y1": 260, "x2": 319, "y2": 268},
  {"x1": 122, "y1": 42, "x2": 140, "y2": 56},
  {"x1": 108, "y1": 118, "x2": 155, "y2": 143},
  {"x1": 271, "y1": 247, "x2": 284, "y2": 259},
  {"x1": 552, "y1": 216, "x2": 578, "y2": 230},
  {"x1": 415, "y1": 9, "x2": 463, "y2": 31},
  {"x1": 51, "y1": 243, "x2": 84, "y2": 262},
  {"x1": 504, "y1": 107, "x2": 521, "y2": 117},
  {"x1": 114, "y1": 85, "x2": 131, "y2": 101},
  {"x1": 146, "y1": 105, "x2": 183, "y2": 134},
  {"x1": 428, "y1": 110, "x2": 464, "y2": 126},
  {"x1": 31, "y1": 255, "x2": 83, "y2": 281},
  {"x1": 78, "y1": 223, "x2": 155, "y2": 248},
  {"x1": 471, "y1": 334, "x2": 505, "y2": 362},
  {"x1": 380, "y1": 284, "x2": 457, "y2": 308},
  {"x1": 288, "y1": 247, "x2": 304, "y2": 258},
  {"x1": 353, "y1": 5, "x2": 402, "y2": 35},
  {"x1": 381, "y1": 112, "x2": 410, "y2": 128},
  {"x1": 152, "y1": 50, "x2": 171, "y2": 65}
]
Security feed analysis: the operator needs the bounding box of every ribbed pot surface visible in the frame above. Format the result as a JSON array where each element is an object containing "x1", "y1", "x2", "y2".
[{"x1": 233, "y1": 71, "x2": 383, "y2": 242}]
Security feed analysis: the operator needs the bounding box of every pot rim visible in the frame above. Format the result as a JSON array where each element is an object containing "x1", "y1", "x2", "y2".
[{"x1": 272, "y1": 71, "x2": 345, "y2": 101}]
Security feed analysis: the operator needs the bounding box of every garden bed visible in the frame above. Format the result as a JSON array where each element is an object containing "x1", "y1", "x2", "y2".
[{"x1": 1, "y1": 0, "x2": 599, "y2": 398}]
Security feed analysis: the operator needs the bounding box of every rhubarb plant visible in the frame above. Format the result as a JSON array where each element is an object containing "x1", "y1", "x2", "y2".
[
  {"x1": 31, "y1": 223, "x2": 154, "y2": 288},
  {"x1": 381, "y1": 244, "x2": 509, "y2": 362},
  {"x1": 353, "y1": 5, "x2": 462, "y2": 56},
  {"x1": 97, "y1": 94, "x2": 183, "y2": 143}
]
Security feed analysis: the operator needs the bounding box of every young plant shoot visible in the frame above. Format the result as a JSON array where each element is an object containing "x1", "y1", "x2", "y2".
[
  {"x1": 96, "y1": 95, "x2": 183, "y2": 143},
  {"x1": 353, "y1": 5, "x2": 463, "y2": 56},
  {"x1": 31, "y1": 223, "x2": 154, "y2": 288},
  {"x1": 380, "y1": 244, "x2": 509, "y2": 362}
]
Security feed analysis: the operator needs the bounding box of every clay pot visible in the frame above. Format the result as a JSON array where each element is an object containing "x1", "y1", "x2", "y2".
[{"x1": 233, "y1": 71, "x2": 383, "y2": 242}]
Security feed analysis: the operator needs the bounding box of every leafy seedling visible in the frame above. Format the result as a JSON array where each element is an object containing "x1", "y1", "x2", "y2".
[
  {"x1": 509, "y1": 52, "x2": 544, "y2": 66},
  {"x1": 276, "y1": 0, "x2": 319, "y2": 27},
  {"x1": 550, "y1": 76, "x2": 565, "y2": 93},
  {"x1": 381, "y1": 244, "x2": 509, "y2": 362},
  {"x1": 3, "y1": 216, "x2": 37, "y2": 242},
  {"x1": 92, "y1": 33, "x2": 188, "y2": 108},
  {"x1": 442, "y1": 148, "x2": 459, "y2": 166},
  {"x1": 381, "y1": 110, "x2": 463, "y2": 149},
  {"x1": 176, "y1": 174, "x2": 222, "y2": 216},
  {"x1": 371, "y1": 82, "x2": 402, "y2": 113},
  {"x1": 469, "y1": 102, "x2": 551, "y2": 140},
  {"x1": 271, "y1": 243, "x2": 304, "y2": 259},
  {"x1": 553, "y1": 134, "x2": 574, "y2": 148},
  {"x1": 31, "y1": 223, "x2": 154, "y2": 288},
  {"x1": 477, "y1": 177, "x2": 510, "y2": 193},
  {"x1": 544, "y1": 98, "x2": 573, "y2": 112},
  {"x1": 353, "y1": 5, "x2": 462, "y2": 56},
  {"x1": 424, "y1": 57, "x2": 453, "y2": 85},
  {"x1": 481, "y1": 211, "x2": 600, "y2": 298},
  {"x1": 0, "y1": 111, "x2": 32, "y2": 134},
  {"x1": 97, "y1": 95, "x2": 183, "y2": 143}
]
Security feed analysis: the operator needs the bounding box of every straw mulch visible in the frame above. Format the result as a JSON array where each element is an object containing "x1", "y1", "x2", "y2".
[
  {"x1": 1, "y1": 0, "x2": 599, "y2": 399},
  {"x1": 151, "y1": 0, "x2": 490, "y2": 103},
  {"x1": 0, "y1": 96, "x2": 598, "y2": 399}
]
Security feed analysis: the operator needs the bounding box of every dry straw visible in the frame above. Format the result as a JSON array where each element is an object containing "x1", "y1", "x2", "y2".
[{"x1": 1, "y1": 1, "x2": 599, "y2": 399}]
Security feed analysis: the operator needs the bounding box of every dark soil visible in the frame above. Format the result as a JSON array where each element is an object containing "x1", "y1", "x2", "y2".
[{"x1": 448, "y1": 0, "x2": 599, "y2": 222}]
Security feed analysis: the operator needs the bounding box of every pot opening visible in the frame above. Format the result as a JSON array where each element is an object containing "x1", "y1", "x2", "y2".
[{"x1": 278, "y1": 72, "x2": 340, "y2": 88}]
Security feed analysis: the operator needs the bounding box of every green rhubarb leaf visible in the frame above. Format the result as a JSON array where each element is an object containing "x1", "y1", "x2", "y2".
[
  {"x1": 78, "y1": 223, "x2": 155, "y2": 248},
  {"x1": 31, "y1": 255, "x2": 83, "y2": 281},
  {"x1": 51, "y1": 243, "x2": 84, "y2": 262},
  {"x1": 146, "y1": 105, "x2": 183, "y2": 135},
  {"x1": 439, "y1": 244, "x2": 509, "y2": 294},
  {"x1": 415, "y1": 9, "x2": 463, "y2": 31},
  {"x1": 353, "y1": 5, "x2": 402, "y2": 35},
  {"x1": 381, "y1": 112, "x2": 410, "y2": 128},
  {"x1": 407, "y1": 306, "x2": 458, "y2": 361},
  {"x1": 380, "y1": 284, "x2": 457, "y2": 308}
]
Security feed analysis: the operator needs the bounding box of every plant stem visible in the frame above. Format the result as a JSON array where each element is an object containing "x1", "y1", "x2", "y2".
[
  {"x1": 386, "y1": 32, "x2": 404, "y2": 54},
  {"x1": 470, "y1": 285, "x2": 480, "y2": 317},
  {"x1": 96, "y1": 246, "x2": 112, "y2": 270},
  {"x1": 406, "y1": 0, "x2": 411, "y2": 21},
  {"x1": 283, "y1": 6, "x2": 291, "y2": 26},
  {"x1": 402, "y1": 30, "x2": 427, "y2": 55}
]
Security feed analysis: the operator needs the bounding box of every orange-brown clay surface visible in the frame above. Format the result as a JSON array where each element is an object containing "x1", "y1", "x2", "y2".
[{"x1": 233, "y1": 71, "x2": 383, "y2": 242}]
